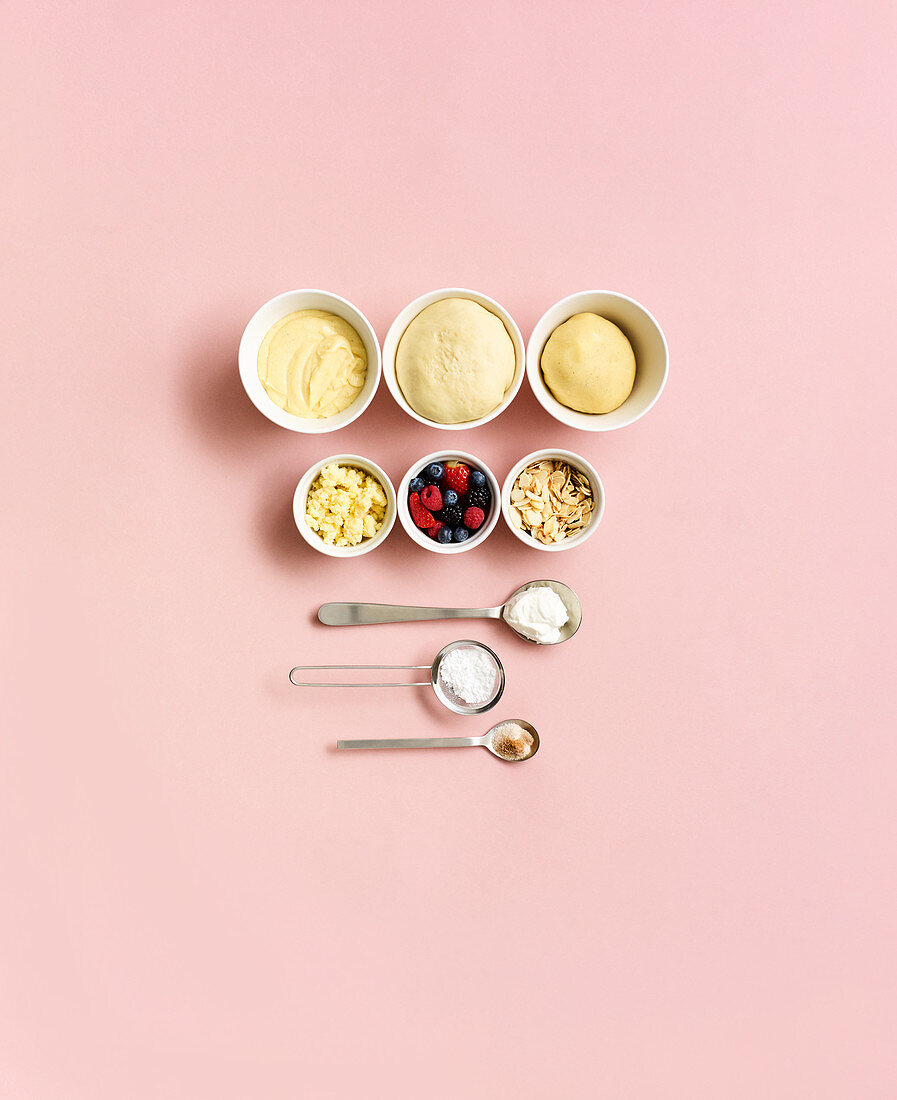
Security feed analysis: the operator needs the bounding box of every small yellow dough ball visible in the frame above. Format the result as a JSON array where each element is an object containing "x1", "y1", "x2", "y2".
[{"x1": 540, "y1": 313, "x2": 636, "y2": 415}]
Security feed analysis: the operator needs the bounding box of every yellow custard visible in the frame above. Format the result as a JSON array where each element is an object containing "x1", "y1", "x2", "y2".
[{"x1": 257, "y1": 309, "x2": 367, "y2": 418}]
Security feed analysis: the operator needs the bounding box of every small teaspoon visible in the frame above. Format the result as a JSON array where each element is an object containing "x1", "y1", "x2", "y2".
[{"x1": 337, "y1": 719, "x2": 540, "y2": 762}]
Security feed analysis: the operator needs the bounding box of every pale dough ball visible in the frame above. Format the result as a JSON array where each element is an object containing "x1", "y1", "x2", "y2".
[
  {"x1": 540, "y1": 313, "x2": 636, "y2": 414},
  {"x1": 395, "y1": 297, "x2": 516, "y2": 424}
]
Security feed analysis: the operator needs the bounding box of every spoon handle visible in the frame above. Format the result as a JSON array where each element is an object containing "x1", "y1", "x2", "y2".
[
  {"x1": 319, "y1": 602, "x2": 500, "y2": 626},
  {"x1": 337, "y1": 737, "x2": 483, "y2": 750}
]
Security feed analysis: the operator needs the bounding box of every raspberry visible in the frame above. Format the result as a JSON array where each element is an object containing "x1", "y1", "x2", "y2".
[
  {"x1": 439, "y1": 504, "x2": 462, "y2": 528},
  {"x1": 427, "y1": 520, "x2": 444, "y2": 539},
  {"x1": 442, "y1": 462, "x2": 470, "y2": 495},
  {"x1": 420, "y1": 484, "x2": 443, "y2": 511},
  {"x1": 408, "y1": 492, "x2": 436, "y2": 529},
  {"x1": 463, "y1": 506, "x2": 485, "y2": 530},
  {"x1": 466, "y1": 486, "x2": 490, "y2": 511}
]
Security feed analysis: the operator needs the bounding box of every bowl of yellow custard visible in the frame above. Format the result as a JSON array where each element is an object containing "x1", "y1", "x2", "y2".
[{"x1": 239, "y1": 289, "x2": 381, "y2": 433}]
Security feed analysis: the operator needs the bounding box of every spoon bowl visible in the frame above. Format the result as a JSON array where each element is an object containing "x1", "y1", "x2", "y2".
[
  {"x1": 430, "y1": 640, "x2": 505, "y2": 715},
  {"x1": 483, "y1": 718, "x2": 540, "y2": 762},
  {"x1": 500, "y1": 580, "x2": 582, "y2": 644}
]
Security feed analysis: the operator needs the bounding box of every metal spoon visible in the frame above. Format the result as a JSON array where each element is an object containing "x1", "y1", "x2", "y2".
[
  {"x1": 337, "y1": 718, "x2": 540, "y2": 762},
  {"x1": 289, "y1": 639, "x2": 504, "y2": 716},
  {"x1": 319, "y1": 580, "x2": 582, "y2": 645}
]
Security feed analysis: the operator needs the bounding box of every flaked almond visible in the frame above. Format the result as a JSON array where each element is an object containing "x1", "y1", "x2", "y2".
[{"x1": 509, "y1": 458, "x2": 595, "y2": 544}]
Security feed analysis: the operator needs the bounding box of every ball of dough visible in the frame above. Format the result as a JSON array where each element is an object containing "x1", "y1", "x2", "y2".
[
  {"x1": 540, "y1": 313, "x2": 636, "y2": 414},
  {"x1": 396, "y1": 297, "x2": 516, "y2": 424}
]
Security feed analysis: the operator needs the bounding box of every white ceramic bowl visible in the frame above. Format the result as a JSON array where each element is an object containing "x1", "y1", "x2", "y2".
[
  {"x1": 397, "y1": 451, "x2": 501, "y2": 554},
  {"x1": 382, "y1": 288, "x2": 525, "y2": 430},
  {"x1": 239, "y1": 289, "x2": 381, "y2": 433},
  {"x1": 501, "y1": 449, "x2": 605, "y2": 552},
  {"x1": 526, "y1": 290, "x2": 668, "y2": 431},
  {"x1": 293, "y1": 454, "x2": 396, "y2": 558}
]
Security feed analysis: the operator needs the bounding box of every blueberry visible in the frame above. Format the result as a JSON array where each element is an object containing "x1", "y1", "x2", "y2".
[
  {"x1": 426, "y1": 462, "x2": 445, "y2": 483},
  {"x1": 442, "y1": 488, "x2": 459, "y2": 507},
  {"x1": 409, "y1": 476, "x2": 425, "y2": 494},
  {"x1": 469, "y1": 469, "x2": 486, "y2": 488},
  {"x1": 453, "y1": 526, "x2": 470, "y2": 542},
  {"x1": 436, "y1": 526, "x2": 453, "y2": 544}
]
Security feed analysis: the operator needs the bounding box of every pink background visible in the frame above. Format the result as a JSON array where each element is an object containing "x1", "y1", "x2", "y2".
[{"x1": 3, "y1": 1, "x2": 896, "y2": 1096}]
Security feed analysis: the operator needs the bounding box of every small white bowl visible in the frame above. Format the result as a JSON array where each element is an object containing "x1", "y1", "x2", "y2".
[
  {"x1": 526, "y1": 290, "x2": 668, "y2": 431},
  {"x1": 397, "y1": 451, "x2": 501, "y2": 554},
  {"x1": 382, "y1": 288, "x2": 525, "y2": 430},
  {"x1": 293, "y1": 455, "x2": 396, "y2": 558},
  {"x1": 239, "y1": 289, "x2": 381, "y2": 433},
  {"x1": 501, "y1": 449, "x2": 605, "y2": 552}
]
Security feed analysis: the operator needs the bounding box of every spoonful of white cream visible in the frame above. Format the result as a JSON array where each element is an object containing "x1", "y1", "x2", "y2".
[
  {"x1": 318, "y1": 580, "x2": 582, "y2": 645},
  {"x1": 501, "y1": 584, "x2": 569, "y2": 644}
]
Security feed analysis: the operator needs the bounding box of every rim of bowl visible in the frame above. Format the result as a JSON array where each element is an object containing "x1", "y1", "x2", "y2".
[
  {"x1": 382, "y1": 288, "x2": 525, "y2": 431},
  {"x1": 293, "y1": 454, "x2": 396, "y2": 558},
  {"x1": 239, "y1": 289, "x2": 382, "y2": 434},
  {"x1": 526, "y1": 289, "x2": 669, "y2": 432},
  {"x1": 501, "y1": 449, "x2": 605, "y2": 552},
  {"x1": 397, "y1": 451, "x2": 501, "y2": 554}
]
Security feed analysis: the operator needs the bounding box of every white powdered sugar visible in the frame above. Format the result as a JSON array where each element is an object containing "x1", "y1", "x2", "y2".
[{"x1": 438, "y1": 646, "x2": 498, "y2": 706}]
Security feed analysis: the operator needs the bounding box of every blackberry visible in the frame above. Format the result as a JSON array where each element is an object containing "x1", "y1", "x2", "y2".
[
  {"x1": 466, "y1": 486, "x2": 490, "y2": 511},
  {"x1": 439, "y1": 504, "x2": 462, "y2": 528}
]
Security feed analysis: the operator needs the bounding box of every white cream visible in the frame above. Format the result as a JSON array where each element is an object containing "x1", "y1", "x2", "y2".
[{"x1": 503, "y1": 585, "x2": 569, "y2": 644}]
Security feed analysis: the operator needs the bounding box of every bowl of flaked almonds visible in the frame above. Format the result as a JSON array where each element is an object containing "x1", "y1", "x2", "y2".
[{"x1": 501, "y1": 449, "x2": 605, "y2": 551}]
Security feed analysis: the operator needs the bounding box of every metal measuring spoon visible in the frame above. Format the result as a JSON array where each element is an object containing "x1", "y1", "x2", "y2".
[
  {"x1": 337, "y1": 719, "x2": 540, "y2": 762},
  {"x1": 289, "y1": 639, "x2": 505, "y2": 716},
  {"x1": 319, "y1": 580, "x2": 582, "y2": 645}
]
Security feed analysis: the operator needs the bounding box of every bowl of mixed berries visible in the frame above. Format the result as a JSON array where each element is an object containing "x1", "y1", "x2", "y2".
[{"x1": 398, "y1": 451, "x2": 501, "y2": 553}]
